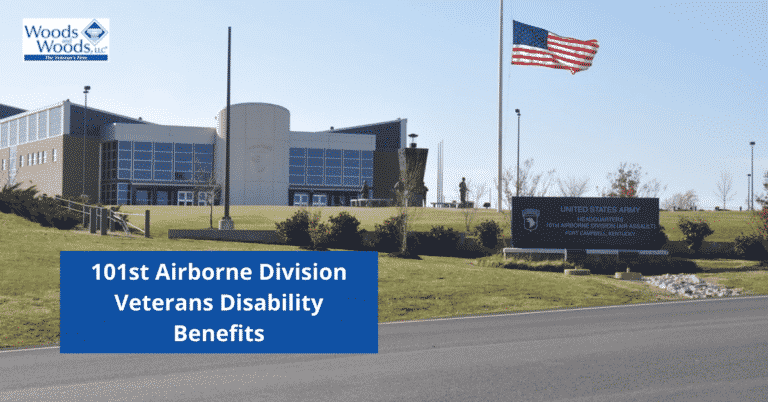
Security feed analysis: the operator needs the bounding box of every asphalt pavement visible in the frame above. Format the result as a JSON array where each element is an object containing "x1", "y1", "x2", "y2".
[{"x1": 1, "y1": 296, "x2": 767, "y2": 401}]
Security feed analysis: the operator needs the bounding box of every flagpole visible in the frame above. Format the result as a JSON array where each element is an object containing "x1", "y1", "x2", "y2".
[{"x1": 497, "y1": 0, "x2": 503, "y2": 214}]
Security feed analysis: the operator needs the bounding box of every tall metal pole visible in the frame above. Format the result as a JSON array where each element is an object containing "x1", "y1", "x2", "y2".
[
  {"x1": 516, "y1": 109, "x2": 520, "y2": 197},
  {"x1": 497, "y1": 0, "x2": 503, "y2": 213},
  {"x1": 83, "y1": 86, "x2": 90, "y2": 199},
  {"x1": 750, "y1": 141, "x2": 755, "y2": 210},
  {"x1": 225, "y1": 27, "x2": 232, "y2": 219},
  {"x1": 748, "y1": 174, "x2": 752, "y2": 211}
]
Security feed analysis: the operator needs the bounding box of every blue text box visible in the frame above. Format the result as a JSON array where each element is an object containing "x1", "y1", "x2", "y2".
[{"x1": 61, "y1": 251, "x2": 378, "y2": 353}]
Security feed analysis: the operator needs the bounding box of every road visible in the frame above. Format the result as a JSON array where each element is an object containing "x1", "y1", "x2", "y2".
[{"x1": 2, "y1": 296, "x2": 767, "y2": 401}]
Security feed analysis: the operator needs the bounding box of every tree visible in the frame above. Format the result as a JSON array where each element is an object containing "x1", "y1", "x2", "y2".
[
  {"x1": 461, "y1": 180, "x2": 487, "y2": 234},
  {"x1": 661, "y1": 190, "x2": 699, "y2": 211},
  {"x1": 391, "y1": 166, "x2": 426, "y2": 257},
  {"x1": 597, "y1": 162, "x2": 667, "y2": 198},
  {"x1": 494, "y1": 158, "x2": 557, "y2": 211},
  {"x1": 712, "y1": 170, "x2": 737, "y2": 210},
  {"x1": 192, "y1": 157, "x2": 221, "y2": 228},
  {"x1": 556, "y1": 175, "x2": 590, "y2": 197}
]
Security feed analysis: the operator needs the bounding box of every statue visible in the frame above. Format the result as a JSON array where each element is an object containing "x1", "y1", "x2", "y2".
[{"x1": 459, "y1": 177, "x2": 468, "y2": 207}]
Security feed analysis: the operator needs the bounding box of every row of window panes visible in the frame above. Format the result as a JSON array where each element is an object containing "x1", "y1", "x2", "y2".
[
  {"x1": 289, "y1": 176, "x2": 366, "y2": 186},
  {"x1": 290, "y1": 166, "x2": 372, "y2": 177},
  {"x1": 0, "y1": 107, "x2": 60, "y2": 149},
  {"x1": 289, "y1": 148, "x2": 372, "y2": 159},
  {"x1": 1, "y1": 149, "x2": 57, "y2": 170},
  {"x1": 289, "y1": 157, "x2": 372, "y2": 168},
  {"x1": 119, "y1": 141, "x2": 212, "y2": 154}
]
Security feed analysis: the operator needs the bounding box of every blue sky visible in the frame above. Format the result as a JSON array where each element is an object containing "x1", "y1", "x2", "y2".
[{"x1": 2, "y1": 1, "x2": 766, "y2": 210}]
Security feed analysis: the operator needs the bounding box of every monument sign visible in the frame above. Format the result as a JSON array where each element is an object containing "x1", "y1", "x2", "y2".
[{"x1": 511, "y1": 197, "x2": 660, "y2": 250}]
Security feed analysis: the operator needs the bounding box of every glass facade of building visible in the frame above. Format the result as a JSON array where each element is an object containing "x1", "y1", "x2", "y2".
[
  {"x1": 288, "y1": 147, "x2": 373, "y2": 188},
  {"x1": 101, "y1": 140, "x2": 213, "y2": 205}
]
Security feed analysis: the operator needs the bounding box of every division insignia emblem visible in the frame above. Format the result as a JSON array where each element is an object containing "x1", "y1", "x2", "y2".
[{"x1": 522, "y1": 208, "x2": 540, "y2": 232}]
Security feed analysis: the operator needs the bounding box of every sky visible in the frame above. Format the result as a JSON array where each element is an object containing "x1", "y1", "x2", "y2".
[{"x1": 2, "y1": 1, "x2": 766, "y2": 210}]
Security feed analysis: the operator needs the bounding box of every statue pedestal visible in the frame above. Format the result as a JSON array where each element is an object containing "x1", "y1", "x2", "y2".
[{"x1": 218, "y1": 217, "x2": 234, "y2": 230}]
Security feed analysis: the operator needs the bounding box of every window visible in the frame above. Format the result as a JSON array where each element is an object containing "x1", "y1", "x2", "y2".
[
  {"x1": 289, "y1": 157, "x2": 305, "y2": 166},
  {"x1": 362, "y1": 151, "x2": 373, "y2": 159},
  {"x1": 289, "y1": 148, "x2": 305, "y2": 157},
  {"x1": 53, "y1": 148, "x2": 57, "y2": 162},
  {"x1": 119, "y1": 160, "x2": 131, "y2": 169},
  {"x1": 343, "y1": 150, "x2": 360, "y2": 159},
  {"x1": 289, "y1": 175, "x2": 304, "y2": 184},
  {"x1": 175, "y1": 143, "x2": 193, "y2": 153},
  {"x1": 134, "y1": 151, "x2": 151, "y2": 160},
  {"x1": 154, "y1": 171, "x2": 172, "y2": 181},
  {"x1": 325, "y1": 149, "x2": 341, "y2": 158},
  {"x1": 33, "y1": 153, "x2": 37, "y2": 165},
  {"x1": 20, "y1": 155, "x2": 24, "y2": 167},
  {"x1": 155, "y1": 161, "x2": 172, "y2": 171},
  {"x1": 325, "y1": 158, "x2": 341, "y2": 167},
  {"x1": 308, "y1": 158, "x2": 323, "y2": 167},
  {"x1": 134, "y1": 142, "x2": 152, "y2": 151},
  {"x1": 343, "y1": 159, "x2": 359, "y2": 167},
  {"x1": 362, "y1": 159, "x2": 373, "y2": 168},
  {"x1": 118, "y1": 141, "x2": 131, "y2": 150},
  {"x1": 308, "y1": 148, "x2": 323, "y2": 158},
  {"x1": 155, "y1": 153, "x2": 172, "y2": 161},
  {"x1": 307, "y1": 166, "x2": 323, "y2": 176},
  {"x1": 289, "y1": 166, "x2": 305, "y2": 176},
  {"x1": 43, "y1": 151, "x2": 47, "y2": 163},
  {"x1": 154, "y1": 142, "x2": 172, "y2": 153},
  {"x1": 194, "y1": 144, "x2": 213, "y2": 154},
  {"x1": 2, "y1": 159, "x2": 5, "y2": 170},
  {"x1": 27, "y1": 154, "x2": 31, "y2": 166},
  {"x1": 134, "y1": 161, "x2": 152, "y2": 170},
  {"x1": 174, "y1": 153, "x2": 192, "y2": 162}
]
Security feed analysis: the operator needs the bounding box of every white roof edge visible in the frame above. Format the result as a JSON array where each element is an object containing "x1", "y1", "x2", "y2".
[{"x1": 0, "y1": 100, "x2": 66, "y2": 123}]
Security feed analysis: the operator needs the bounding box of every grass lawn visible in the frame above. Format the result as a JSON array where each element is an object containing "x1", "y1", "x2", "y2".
[{"x1": 1, "y1": 206, "x2": 767, "y2": 350}]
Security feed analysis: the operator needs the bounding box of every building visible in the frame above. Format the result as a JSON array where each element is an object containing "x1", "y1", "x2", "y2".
[{"x1": 0, "y1": 100, "x2": 427, "y2": 206}]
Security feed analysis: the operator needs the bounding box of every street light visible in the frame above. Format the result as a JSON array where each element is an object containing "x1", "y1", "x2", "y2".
[
  {"x1": 408, "y1": 133, "x2": 418, "y2": 148},
  {"x1": 82, "y1": 85, "x2": 90, "y2": 201},
  {"x1": 750, "y1": 141, "x2": 755, "y2": 210},
  {"x1": 748, "y1": 174, "x2": 751, "y2": 211},
  {"x1": 515, "y1": 108, "x2": 520, "y2": 197}
]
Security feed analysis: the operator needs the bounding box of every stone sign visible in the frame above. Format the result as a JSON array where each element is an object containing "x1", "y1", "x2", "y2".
[{"x1": 511, "y1": 197, "x2": 660, "y2": 250}]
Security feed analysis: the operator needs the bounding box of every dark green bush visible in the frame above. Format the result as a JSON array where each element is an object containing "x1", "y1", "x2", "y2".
[
  {"x1": 328, "y1": 211, "x2": 363, "y2": 249},
  {"x1": 677, "y1": 217, "x2": 714, "y2": 253},
  {"x1": 422, "y1": 225, "x2": 461, "y2": 255},
  {"x1": 474, "y1": 220, "x2": 501, "y2": 249},
  {"x1": 275, "y1": 209, "x2": 312, "y2": 247},
  {"x1": 734, "y1": 232, "x2": 767, "y2": 260},
  {"x1": 373, "y1": 213, "x2": 406, "y2": 252}
]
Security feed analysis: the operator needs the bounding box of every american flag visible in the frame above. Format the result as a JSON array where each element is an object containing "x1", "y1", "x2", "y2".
[{"x1": 512, "y1": 21, "x2": 599, "y2": 75}]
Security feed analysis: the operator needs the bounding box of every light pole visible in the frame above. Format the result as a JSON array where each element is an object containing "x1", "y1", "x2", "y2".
[
  {"x1": 497, "y1": 0, "x2": 503, "y2": 213},
  {"x1": 82, "y1": 85, "x2": 90, "y2": 201},
  {"x1": 219, "y1": 27, "x2": 233, "y2": 230},
  {"x1": 515, "y1": 108, "x2": 520, "y2": 197},
  {"x1": 750, "y1": 141, "x2": 755, "y2": 210},
  {"x1": 748, "y1": 174, "x2": 751, "y2": 211}
]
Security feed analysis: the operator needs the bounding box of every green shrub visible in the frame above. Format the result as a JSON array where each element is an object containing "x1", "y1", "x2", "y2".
[
  {"x1": 373, "y1": 213, "x2": 406, "y2": 252},
  {"x1": 275, "y1": 209, "x2": 312, "y2": 247},
  {"x1": 307, "y1": 210, "x2": 331, "y2": 250},
  {"x1": 734, "y1": 232, "x2": 768, "y2": 260},
  {"x1": 473, "y1": 220, "x2": 501, "y2": 249},
  {"x1": 328, "y1": 211, "x2": 363, "y2": 249},
  {"x1": 677, "y1": 217, "x2": 714, "y2": 253},
  {"x1": 423, "y1": 225, "x2": 461, "y2": 255}
]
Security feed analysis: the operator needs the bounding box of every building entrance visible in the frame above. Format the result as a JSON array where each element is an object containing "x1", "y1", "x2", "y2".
[{"x1": 178, "y1": 191, "x2": 194, "y2": 206}]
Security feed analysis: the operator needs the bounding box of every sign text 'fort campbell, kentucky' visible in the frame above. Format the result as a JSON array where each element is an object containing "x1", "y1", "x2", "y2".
[{"x1": 511, "y1": 197, "x2": 661, "y2": 250}]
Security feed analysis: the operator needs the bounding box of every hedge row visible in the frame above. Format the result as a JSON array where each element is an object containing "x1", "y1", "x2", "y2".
[{"x1": 275, "y1": 209, "x2": 503, "y2": 257}]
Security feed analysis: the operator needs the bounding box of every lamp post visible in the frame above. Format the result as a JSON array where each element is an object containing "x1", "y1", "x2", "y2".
[
  {"x1": 219, "y1": 27, "x2": 233, "y2": 230},
  {"x1": 750, "y1": 141, "x2": 755, "y2": 210},
  {"x1": 515, "y1": 108, "x2": 520, "y2": 197},
  {"x1": 748, "y1": 174, "x2": 752, "y2": 211},
  {"x1": 82, "y1": 86, "x2": 90, "y2": 200},
  {"x1": 408, "y1": 133, "x2": 418, "y2": 148}
]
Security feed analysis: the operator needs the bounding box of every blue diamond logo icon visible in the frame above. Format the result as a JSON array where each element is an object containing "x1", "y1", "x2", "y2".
[{"x1": 83, "y1": 19, "x2": 108, "y2": 45}]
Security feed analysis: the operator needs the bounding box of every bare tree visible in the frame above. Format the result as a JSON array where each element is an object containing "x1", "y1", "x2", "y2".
[
  {"x1": 713, "y1": 170, "x2": 737, "y2": 210},
  {"x1": 496, "y1": 158, "x2": 556, "y2": 210},
  {"x1": 193, "y1": 157, "x2": 221, "y2": 228},
  {"x1": 661, "y1": 190, "x2": 699, "y2": 211},
  {"x1": 391, "y1": 166, "x2": 427, "y2": 257},
  {"x1": 461, "y1": 180, "x2": 487, "y2": 234},
  {"x1": 556, "y1": 175, "x2": 590, "y2": 197}
]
